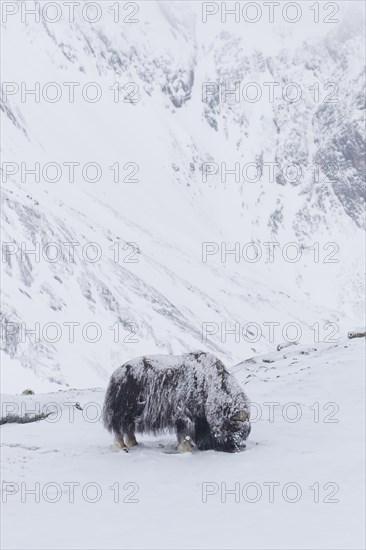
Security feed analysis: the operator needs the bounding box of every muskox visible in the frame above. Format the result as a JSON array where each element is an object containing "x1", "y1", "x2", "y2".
[{"x1": 102, "y1": 351, "x2": 251, "y2": 453}]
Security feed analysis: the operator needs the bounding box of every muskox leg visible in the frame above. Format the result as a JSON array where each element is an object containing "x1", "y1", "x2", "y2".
[
  {"x1": 123, "y1": 422, "x2": 138, "y2": 448},
  {"x1": 194, "y1": 416, "x2": 214, "y2": 450},
  {"x1": 176, "y1": 418, "x2": 193, "y2": 453},
  {"x1": 114, "y1": 433, "x2": 127, "y2": 450}
]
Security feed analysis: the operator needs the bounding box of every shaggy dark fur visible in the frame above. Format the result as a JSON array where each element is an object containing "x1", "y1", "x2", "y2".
[{"x1": 103, "y1": 352, "x2": 251, "y2": 452}]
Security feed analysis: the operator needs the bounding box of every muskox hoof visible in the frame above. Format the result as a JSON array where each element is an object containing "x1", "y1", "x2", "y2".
[
  {"x1": 125, "y1": 434, "x2": 138, "y2": 448},
  {"x1": 177, "y1": 436, "x2": 193, "y2": 453},
  {"x1": 114, "y1": 434, "x2": 127, "y2": 450}
]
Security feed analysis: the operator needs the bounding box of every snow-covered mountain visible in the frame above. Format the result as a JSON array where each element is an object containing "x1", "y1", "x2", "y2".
[{"x1": 1, "y1": 0, "x2": 365, "y2": 391}]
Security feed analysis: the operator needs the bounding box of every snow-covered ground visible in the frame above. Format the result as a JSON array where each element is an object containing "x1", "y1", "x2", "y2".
[{"x1": 1, "y1": 337, "x2": 365, "y2": 549}]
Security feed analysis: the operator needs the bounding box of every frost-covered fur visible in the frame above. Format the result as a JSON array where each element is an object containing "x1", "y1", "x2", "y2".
[{"x1": 103, "y1": 352, "x2": 251, "y2": 452}]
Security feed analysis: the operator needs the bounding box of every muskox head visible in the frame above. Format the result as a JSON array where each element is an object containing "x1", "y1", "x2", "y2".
[{"x1": 207, "y1": 399, "x2": 251, "y2": 453}]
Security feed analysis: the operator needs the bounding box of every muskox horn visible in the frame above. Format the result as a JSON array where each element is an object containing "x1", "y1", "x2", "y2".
[{"x1": 230, "y1": 410, "x2": 249, "y2": 422}]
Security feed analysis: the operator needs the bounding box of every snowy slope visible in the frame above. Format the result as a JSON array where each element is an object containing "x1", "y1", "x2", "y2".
[
  {"x1": 1, "y1": 2, "x2": 365, "y2": 389},
  {"x1": 1, "y1": 338, "x2": 365, "y2": 549}
]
